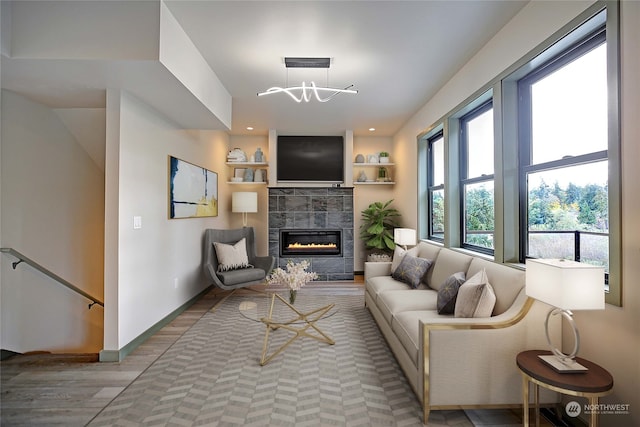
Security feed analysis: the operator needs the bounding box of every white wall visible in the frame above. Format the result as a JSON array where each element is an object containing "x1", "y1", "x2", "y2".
[
  {"x1": 392, "y1": 1, "x2": 639, "y2": 425},
  {"x1": 103, "y1": 90, "x2": 230, "y2": 353},
  {"x1": 0, "y1": 90, "x2": 104, "y2": 353}
]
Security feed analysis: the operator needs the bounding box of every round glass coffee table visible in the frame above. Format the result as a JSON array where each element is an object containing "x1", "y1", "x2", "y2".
[{"x1": 239, "y1": 292, "x2": 337, "y2": 365}]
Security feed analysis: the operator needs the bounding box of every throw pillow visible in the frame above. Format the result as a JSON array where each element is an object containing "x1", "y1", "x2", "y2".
[
  {"x1": 214, "y1": 238, "x2": 251, "y2": 272},
  {"x1": 454, "y1": 269, "x2": 496, "y2": 318},
  {"x1": 390, "y1": 245, "x2": 419, "y2": 274},
  {"x1": 391, "y1": 254, "x2": 433, "y2": 289},
  {"x1": 436, "y1": 272, "x2": 466, "y2": 314}
]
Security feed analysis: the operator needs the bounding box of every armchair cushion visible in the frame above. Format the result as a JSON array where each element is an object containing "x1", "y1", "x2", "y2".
[
  {"x1": 217, "y1": 267, "x2": 266, "y2": 287},
  {"x1": 214, "y1": 237, "x2": 251, "y2": 272}
]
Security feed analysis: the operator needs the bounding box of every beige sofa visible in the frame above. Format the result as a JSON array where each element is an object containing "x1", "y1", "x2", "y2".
[{"x1": 364, "y1": 241, "x2": 560, "y2": 422}]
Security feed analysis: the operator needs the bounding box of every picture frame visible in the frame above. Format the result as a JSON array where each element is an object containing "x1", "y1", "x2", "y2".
[
  {"x1": 169, "y1": 156, "x2": 218, "y2": 218},
  {"x1": 234, "y1": 168, "x2": 247, "y2": 180}
]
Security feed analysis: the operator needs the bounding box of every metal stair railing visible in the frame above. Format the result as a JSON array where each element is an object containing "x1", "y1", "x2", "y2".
[{"x1": 0, "y1": 247, "x2": 104, "y2": 309}]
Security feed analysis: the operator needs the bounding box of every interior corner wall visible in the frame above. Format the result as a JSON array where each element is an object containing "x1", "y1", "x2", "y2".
[
  {"x1": 104, "y1": 90, "x2": 229, "y2": 352},
  {"x1": 0, "y1": 89, "x2": 104, "y2": 353},
  {"x1": 392, "y1": 1, "x2": 639, "y2": 425}
]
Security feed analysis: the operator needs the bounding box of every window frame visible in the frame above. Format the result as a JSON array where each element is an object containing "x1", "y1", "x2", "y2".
[
  {"x1": 416, "y1": 1, "x2": 620, "y2": 306},
  {"x1": 459, "y1": 101, "x2": 495, "y2": 255},
  {"x1": 427, "y1": 130, "x2": 445, "y2": 242}
]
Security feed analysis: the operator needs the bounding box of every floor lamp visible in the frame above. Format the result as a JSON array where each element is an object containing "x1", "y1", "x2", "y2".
[{"x1": 232, "y1": 192, "x2": 258, "y2": 227}]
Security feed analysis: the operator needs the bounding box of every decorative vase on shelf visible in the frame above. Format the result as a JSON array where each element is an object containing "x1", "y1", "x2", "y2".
[
  {"x1": 254, "y1": 169, "x2": 264, "y2": 182},
  {"x1": 355, "y1": 154, "x2": 365, "y2": 163},
  {"x1": 255, "y1": 147, "x2": 264, "y2": 163}
]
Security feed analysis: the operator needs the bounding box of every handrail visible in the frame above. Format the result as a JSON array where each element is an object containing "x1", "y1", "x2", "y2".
[{"x1": 0, "y1": 247, "x2": 104, "y2": 309}]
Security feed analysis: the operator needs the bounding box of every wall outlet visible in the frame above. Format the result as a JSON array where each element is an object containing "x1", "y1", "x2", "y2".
[{"x1": 133, "y1": 216, "x2": 142, "y2": 229}]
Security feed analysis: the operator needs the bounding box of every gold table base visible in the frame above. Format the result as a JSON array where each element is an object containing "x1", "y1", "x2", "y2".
[{"x1": 260, "y1": 293, "x2": 335, "y2": 365}]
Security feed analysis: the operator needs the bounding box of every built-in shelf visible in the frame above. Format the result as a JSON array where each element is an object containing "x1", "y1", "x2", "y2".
[
  {"x1": 353, "y1": 162, "x2": 395, "y2": 166},
  {"x1": 226, "y1": 162, "x2": 268, "y2": 166},
  {"x1": 353, "y1": 181, "x2": 395, "y2": 185},
  {"x1": 228, "y1": 181, "x2": 268, "y2": 185}
]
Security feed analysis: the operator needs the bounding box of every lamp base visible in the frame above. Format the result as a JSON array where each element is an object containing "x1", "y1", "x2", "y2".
[{"x1": 539, "y1": 354, "x2": 588, "y2": 373}]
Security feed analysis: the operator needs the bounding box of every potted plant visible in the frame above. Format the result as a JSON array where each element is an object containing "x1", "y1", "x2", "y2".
[
  {"x1": 360, "y1": 199, "x2": 401, "y2": 261},
  {"x1": 379, "y1": 151, "x2": 390, "y2": 163}
]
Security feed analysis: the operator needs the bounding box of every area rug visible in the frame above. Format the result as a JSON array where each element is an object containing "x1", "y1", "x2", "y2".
[{"x1": 87, "y1": 292, "x2": 427, "y2": 426}]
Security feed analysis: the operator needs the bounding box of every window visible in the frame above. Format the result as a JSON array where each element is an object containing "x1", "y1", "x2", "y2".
[
  {"x1": 460, "y1": 102, "x2": 494, "y2": 253},
  {"x1": 427, "y1": 131, "x2": 444, "y2": 241},
  {"x1": 518, "y1": 28, "x2": 609, "y2": 275}
]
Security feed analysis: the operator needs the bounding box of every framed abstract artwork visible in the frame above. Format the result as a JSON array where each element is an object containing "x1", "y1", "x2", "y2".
[{"x1": 169, "y1": 156, "x2": 218, "y2": 218}]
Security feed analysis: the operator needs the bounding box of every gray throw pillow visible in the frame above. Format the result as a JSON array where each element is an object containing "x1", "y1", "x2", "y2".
[
  {"x1": 454, "y1": 269, "x2": 496, "y2": 318},
  {"x1": 436, "y1": 272, "x2": 466, "y2": 314},
  {"x1": 391, "y1": 254, "x2": 433, "y2": 289},
  {"x1": 390, "y1": 245, "x2": 419, "y2": 274}
]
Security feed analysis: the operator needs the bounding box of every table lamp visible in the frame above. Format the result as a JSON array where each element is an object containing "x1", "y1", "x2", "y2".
[
  {"x1": 526, "y1": 258, "x2": 605, "y2": 372},
  {"x1": 394, "y1": 228, "x2": 416, "y2": 250},
  {"x1": 232, "y1": 192, "x2": 258, "y2": 226}
]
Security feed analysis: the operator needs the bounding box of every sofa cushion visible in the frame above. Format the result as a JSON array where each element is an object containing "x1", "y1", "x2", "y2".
[
  {"x1": 393, "y1": 310, "x2": 449, "y2": 366},
  {"x1": 467, "y1": 258, "x2": 524, "y2": 316},
  {"x1": 429, "y1": 249, "x2": 474, "y2": 291},
  {"x1": 391, "y1": 254, "x2": 433, "y2": 288},
  {"x1": 436, "y1": 272, "x2": 466, "y2": 314},
  {"x1": 378, "y1": 289, "x2": 438, "y2": 324},
  {"x1": 366, "y1": 276, "x2": 412, "y2": 303},
  {"x1": 391, "y1": 245, "x2": 420, "y2": 274},
  {"x1": 454, "y1": 269, "x2": 496, "y2": 318},
  {"x1": 214, "y1": 238, "x2": 250, "y2": 272}
]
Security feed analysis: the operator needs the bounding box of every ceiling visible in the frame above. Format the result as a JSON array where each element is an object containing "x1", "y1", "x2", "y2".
[{"x1": 2, "y1": 1, "x2": 529, "y2": 137}]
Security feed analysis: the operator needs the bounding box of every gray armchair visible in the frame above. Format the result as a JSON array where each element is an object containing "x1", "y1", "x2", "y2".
[{"x1": 203, "y1": 227, "x2": 275, "y2": 290}]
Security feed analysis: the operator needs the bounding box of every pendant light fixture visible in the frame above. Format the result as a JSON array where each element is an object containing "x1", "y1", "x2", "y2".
[{"x1": 257, "y1": 57, "x2": 357, "y2": 103}]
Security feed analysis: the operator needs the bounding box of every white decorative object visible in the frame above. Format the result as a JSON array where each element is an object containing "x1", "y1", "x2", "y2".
[
  {"x1": 227, "y1": 148, "x2": 247, "y2": 162},
  {"x1": 368, "y1": 154, "x2": 379, "y2": 163}
]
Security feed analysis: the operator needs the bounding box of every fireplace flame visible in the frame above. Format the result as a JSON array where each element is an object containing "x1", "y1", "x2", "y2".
[{"x1": 287, "y1": 242, "x2": 338, "y2": 250}]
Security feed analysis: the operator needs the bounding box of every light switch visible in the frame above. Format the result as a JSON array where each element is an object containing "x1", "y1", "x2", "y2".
[{"x1": 133, "y1": 216, "x2": 142, "y2": 229}]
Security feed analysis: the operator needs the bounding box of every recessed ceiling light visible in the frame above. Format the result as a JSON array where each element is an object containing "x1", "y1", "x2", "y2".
[
  {"x1": 369, "y1": 128, "x2": 376, "y2": 132},
  {"x1": 246, "y1": 127, "x2": 254, "y2": 131}
]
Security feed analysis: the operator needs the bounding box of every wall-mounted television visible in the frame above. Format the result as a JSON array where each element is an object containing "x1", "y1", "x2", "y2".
[{"x1": 277, "y1": 136, "x2": 344, "y2": 183}]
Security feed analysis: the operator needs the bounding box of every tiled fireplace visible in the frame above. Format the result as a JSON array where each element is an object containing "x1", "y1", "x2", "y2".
[{"x1": 268, "y1": 187, "x2": 354, "y2": 281}]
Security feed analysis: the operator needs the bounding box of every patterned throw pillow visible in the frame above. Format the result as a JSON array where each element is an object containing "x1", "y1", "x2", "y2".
[
  {"x1": 214, "y1": 238, "x2": 251, "y2": 272},
  {"x1": 454, "y1": 269, "x2": 496, "y2": 318},
  {"x1": 436, "y1": 272, "x2": 466, "y2": 314},
  {"x1": 391, "y1": 254, "x2": 433, "y2": 289}
]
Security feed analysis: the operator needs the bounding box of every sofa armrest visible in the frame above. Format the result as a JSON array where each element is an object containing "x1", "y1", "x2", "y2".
[
  {"x1": 364, "y1": 261, "x2": 392, "y2": 283},
  {"x1": 418, "y1": 293, "x2": 560, "y2": 422}
]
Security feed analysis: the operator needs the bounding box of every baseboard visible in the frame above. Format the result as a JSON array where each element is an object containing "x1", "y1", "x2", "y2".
[
  {"x1": 0, "y1": 349, "x2": 21, "y2": 361},
  {"x1": 99, "y1": 285, "x2": 214, "y2": 362}
]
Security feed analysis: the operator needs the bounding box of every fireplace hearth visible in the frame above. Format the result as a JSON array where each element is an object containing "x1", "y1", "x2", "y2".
[{"x1": 280, "y1": 230, "x2": 341, "y2": 257}]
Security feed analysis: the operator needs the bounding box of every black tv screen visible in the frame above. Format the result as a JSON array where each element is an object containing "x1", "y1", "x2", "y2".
[{"x1": 277, "y1": 136, "x2": 344, "y2": 183}]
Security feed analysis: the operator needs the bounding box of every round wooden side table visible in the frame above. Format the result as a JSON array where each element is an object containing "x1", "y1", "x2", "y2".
[{"x1": 516, "y1": 350, "x2": 613, "y2": 427}]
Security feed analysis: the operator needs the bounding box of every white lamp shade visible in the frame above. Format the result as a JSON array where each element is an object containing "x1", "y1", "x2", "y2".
[
  {"x1": 526, "y1": 258, "x2": 605, "y2": 311},
  {"x1": 394, "y1": 228, "x2": 416, "y2": 246},
  {"x1": 232, "y1": 192, "x2": 258, "y2": 213}
]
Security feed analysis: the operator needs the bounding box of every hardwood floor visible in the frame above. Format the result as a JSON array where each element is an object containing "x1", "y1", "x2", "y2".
[
  {"x1": 0, "y1": 277, "x2": 547, "y2": 426},
  {"x1": 0, "y1": 280, "x2": 365, "y2": 426}
]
